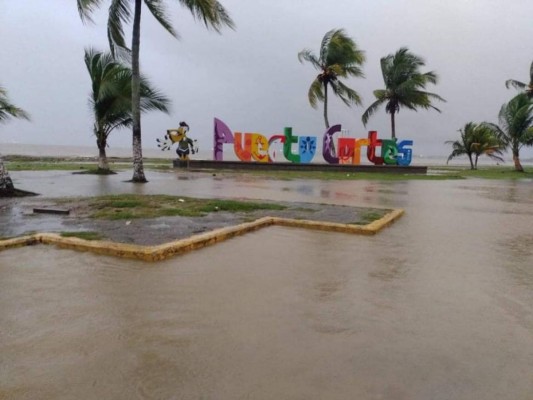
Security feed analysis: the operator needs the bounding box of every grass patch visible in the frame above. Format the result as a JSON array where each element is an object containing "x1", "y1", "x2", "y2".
[
  {"x1": 356, "y1": 210, "x2": 389, "y2": 225},
  {"x1": 211, "y1": 165, "x2": 533, "y2": 181},
  {"x1": 218, "y1": 169, "x2": 461, "y2": 181},
  {"x1": 431, "y1": 166, "x2": 533, "y2": 179},
  {"x1": 5, "y1": 162, "x2": 100, "y2": 171},
  {"x1": 83, "y1": 194, "x2": 286, "y2": 220},
  {"x1": 73, "y1": 168, "x2": 118, "y2": 175},
  {"x1": 4, "y1": 155, "x2": 170, "y2": 172},
  {"x1": 60, "y1": 231, "x2": 104, "y2": 241}
]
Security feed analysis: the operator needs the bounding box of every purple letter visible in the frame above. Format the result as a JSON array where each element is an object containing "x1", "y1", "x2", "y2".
[
  {"x1": 213, "y1": 118, "x2": 234, "y2": 161},
  {"x1": 322, "y1": 124, "x2": 341, "y2": 164}
]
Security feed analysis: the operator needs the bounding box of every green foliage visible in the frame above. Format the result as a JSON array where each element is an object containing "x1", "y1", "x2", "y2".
[
  {"x1": 505, "y1": 60, "x2": 533, "y2": 98},
  {"x1": 298, "y1": 29, "x2": 365, "y2": 127},
  {"x1": 484, "y1": 93, "x2": 533, "y2": 171},
  {"x1": 85, "y1": 48, "x2": 170, "y2": 171},
  {"x1": 238, "y1": 170, "x2": 456, "y2": 181},
  {"x1": 60, "y1": 231, "x2": 104, "y2": 240},
  {"x1": 86, "y1": 195, "x2": 286, "y2": 220},
  {"x1": 98, "y1": 199, "x2": 143, "y2": 208},
  {"x1": 3, "y1": 157, "x2": 173, "y2": 171},
  {"x1": 362, "y1": 47, "x2": 445, "y2": 138},
  {"x1": 197, "y1": 200, "x2": 285, "y2": 213},
  {"x1": 0, "y1": 85, "x2": 30, "y2": 124},
  {"x1": 356, "y1": 210, "x2": 389, "y2": 225},
  {"x1": 446, "y1": 122, "x2": 504, "y2": 169},
  {"x1": 5, "y1": 163, "x2": 113, "y2": 172}
]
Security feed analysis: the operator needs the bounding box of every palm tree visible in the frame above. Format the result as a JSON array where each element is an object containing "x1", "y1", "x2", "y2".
[
  {"x1": 362, "y1": 47, "x2": 445, "y2": 139},
  {"x1": 446, "y1": 122, "x2": 503, "y2": 170},
  {"x1": 298, "y1": 28, "x2": 365, "y2": 128},
  {"x1": 78, "y1": 0, "x2": 234, "y2": 182},
  {"x1": 0, "y1": 85, "x2": 30, "y2": 196},
  {"x1": 484, "y1": 93, "x2": 533, "y2": 172},
  {"x1": 85, "y1": 48, "x2": 170, "y2": 173},
  {"x1": 505, "y1": 60, "x2": 533, "y2": 98}
]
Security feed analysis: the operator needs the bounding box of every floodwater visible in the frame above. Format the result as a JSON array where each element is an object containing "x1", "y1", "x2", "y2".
[{"x1": 1, "y1": 171, "x2": 533, "y2": 399}]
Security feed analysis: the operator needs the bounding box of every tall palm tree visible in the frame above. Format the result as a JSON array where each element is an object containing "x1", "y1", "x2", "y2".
[
  {"x1": 85, "y1": 48, "x2": 170, "y2": 173},
  {"x1": 0, "y1": 85, "x2": 30, "y2": 196},
  {"x1": 362, "y1": 47, "x2": 445, "y2": 139},
  {"x1": 446, "y1": 122, "x2": 503, "y2": 170},
  {"x1": 505, "y1": 60, "x2": 533, "y2": 98},
  {"x1": 298, "y1": 28, "x2": 365, "y2": 128},
  {"x1": 484, "y1": 93, "x2": 533, "y2": 172},
  {"x1": 78, "y1": 0, "x2": 234, "y2": 182}
]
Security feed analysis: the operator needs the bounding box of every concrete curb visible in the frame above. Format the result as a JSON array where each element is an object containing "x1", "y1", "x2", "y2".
[{"x1": 0, "y1": 210, "x2": 404, "y2": 262}]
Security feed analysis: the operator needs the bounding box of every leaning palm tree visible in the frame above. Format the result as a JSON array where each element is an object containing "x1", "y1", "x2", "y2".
[
  {"x1": 298, "y1": 28, "x2": 365, "y2": 128},
  {"x1": 484, "y1": 93, "x2": 533, "y2": 172},
  {"x1": 78, "y1": 0, "x2": 234, "y2": 182},
  {"x1": 0, "y1": 85, "x2": 30, "y2": 196},
  {"x1": 446, "y1": 122, "x2": 503, "y2": 170},
  {"x1": 505, "y1": 60, "x2": 533, "y2": 98},
  {"x1": 362, "y1": 47, "x2": 445, "y2": 139},
  {"x1": 85, "y1": 48, "x2": 170, "y2": 173}
]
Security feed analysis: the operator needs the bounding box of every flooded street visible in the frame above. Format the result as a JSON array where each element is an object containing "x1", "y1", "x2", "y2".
[{"x1": 1, "y1": 171, "x2": 533, "y2": 399}]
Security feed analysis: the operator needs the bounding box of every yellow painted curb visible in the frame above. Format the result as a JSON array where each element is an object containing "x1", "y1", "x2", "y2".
[{"x1": 0, "y1": 210, "x2": 404, "y2": 262}]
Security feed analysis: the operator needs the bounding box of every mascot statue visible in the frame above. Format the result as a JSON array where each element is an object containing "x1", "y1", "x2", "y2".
[{"x1": 157, "y1": 121, "x2": 198, "y2": 160}]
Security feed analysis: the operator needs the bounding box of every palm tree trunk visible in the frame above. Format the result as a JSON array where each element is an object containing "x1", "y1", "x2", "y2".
[
  {"x1": 131, "y1": 0, "x2": 147, "y2": 183},
  {"x1": 323, "y1": 82, "x2": 329, "y2": 129},
  {"x1": 390, "y1": 112, "x2": 396, "y2": 140},
  {"x1": 97, "y1": 135, "x2": 109, "y2": 171},
  {"x1": 467, "y1": 154, "x2": 474, "y2": 170},
  {"x1": 0, "y1": 156, "x2": 15, "y2": 196},
  {"x1": 512, "y1": 148, "x2": 524, "y2": 172},
  {"x1": 474, "y1": 154, "x2": 479, "y2": 170}
]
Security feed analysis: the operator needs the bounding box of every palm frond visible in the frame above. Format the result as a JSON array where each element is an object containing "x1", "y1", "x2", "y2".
[
  {"x1": 307, "y1": 78, "x2": 324, "y2": 109},
  {"x1": 505, "y1": 60, "x2": 533, "y2": 91},
  {"x1": 77, "y1": 0, "x2": 103, "y2": 23},
  {"x1": 446, "y1": 146, "x2": 467, "y2": 164},
  {"x1": 85, "y1": 48, "x2": 170, "y2": 138},
  {"x1": 139, "y1": 75, "x2": 171, "y2": 113},
  {"x1": 179, "y1": 0, "x2": 235, "y2": 33},
  {"x1": 505, "y1": 79, "x2": 526, "y2": 90},
  {"x1": 319, "y1": 29, "x2": 337, "y2": 63},
  {"x1": 107, "y1": 0, "x2": 132, "y2": 59},
  {"x1": 145, "y1": 0, "x2": 178, "y2": 38},
  {"x1": 330, "y1": 80, "x2": 362, "y2": 106},
  {"x1": 342, "y1": 63, "x2": 365, "y2": 78},
  {"x1": 297, "y1": 49, "x2": 321, "y2": 69},
  {"x1": 0, "y1": 85, "x2": 30, "y2": 123},
  {"x1": 362, "y1": 98, "x2": 386, "y2": 126}
]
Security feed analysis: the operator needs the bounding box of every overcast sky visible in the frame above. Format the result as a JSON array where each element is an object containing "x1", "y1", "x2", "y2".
[{"x1": 1, "y1": 0, "x2": 532, "y2": 158}]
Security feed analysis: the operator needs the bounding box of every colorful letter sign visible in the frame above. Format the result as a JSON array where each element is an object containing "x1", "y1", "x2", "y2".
[{"x1": 213, "y1": 118, "x2": 413, "y2": 166}]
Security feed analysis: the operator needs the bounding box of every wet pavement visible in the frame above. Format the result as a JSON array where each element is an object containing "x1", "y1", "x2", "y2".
[{"x1": 1, "y1": 170, "x2": 532, "y2": 399}]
